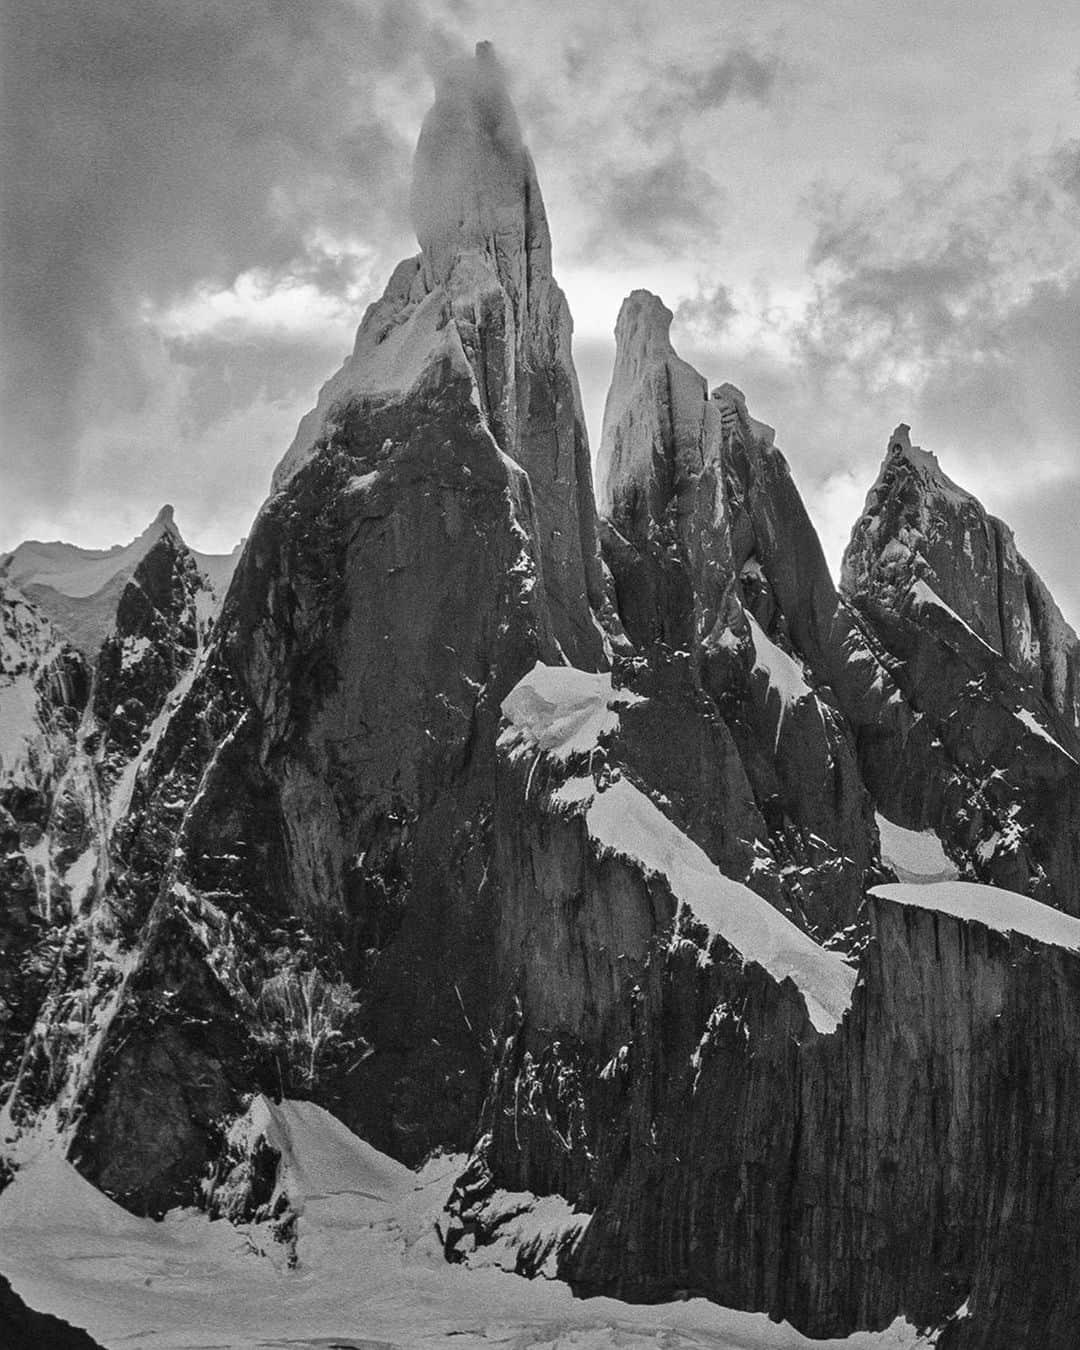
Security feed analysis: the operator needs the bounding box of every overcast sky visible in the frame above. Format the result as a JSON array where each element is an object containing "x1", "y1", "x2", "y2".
[{"x1": 3, "y1": 0, "x2": 1079, "y2": 618}]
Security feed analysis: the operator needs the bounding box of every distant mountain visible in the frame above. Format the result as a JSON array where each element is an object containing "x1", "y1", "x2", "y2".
[{"x1": 1, "y1": 505, "x2": 241, "y2": 656}]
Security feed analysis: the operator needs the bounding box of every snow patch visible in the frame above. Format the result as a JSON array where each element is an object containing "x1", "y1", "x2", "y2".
[
  {"x1": 108, "y1": 645, "x2": 202, "y2": 829},
  {"x1": 458, "y1": 1188, "x2": 591, "y2": 1280},
  {"x1": 907, "y1": 578, "x2": 999, "y2": 654},
  {"x1": 875, "y1": 814, "x2": 958, "y2": 884},
  {"x1": 272, "y1": 260, "x2": 475, "y2": 491},
  {"x1": 748, "y1": 614, "x2": 813, "y2": 711},
  {"x1": 120, "y1": 634, "x2": 152, "y2": 669},
  {"x1": 499, "y1": 662, "x2": 645, "y2": 763}
]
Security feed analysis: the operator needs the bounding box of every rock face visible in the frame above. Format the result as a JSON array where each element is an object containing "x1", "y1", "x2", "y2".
[
  {"x1": 0, "y1": 584, "x2": 89, "y2": 1097},
  {"x1": 93, "y1": 516, "x2": 215, "y2": 784},
  {"x1": 0, "y1": 514, "x2": 230, "y2": 1164},
  {"x1": 455, "y1": 300, "x2": 1080, "y2": 1348},
  {"x1": 3, "y1": 40, "x2": 1080, "y2": 1350},
  {"x1": 845, "y1": 426, "x2": 1080, "y2": 729}
]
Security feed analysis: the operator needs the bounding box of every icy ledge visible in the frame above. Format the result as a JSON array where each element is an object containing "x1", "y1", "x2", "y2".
[{"x1": 871, "y1": 880, "x2": 1080, "y2": 952}]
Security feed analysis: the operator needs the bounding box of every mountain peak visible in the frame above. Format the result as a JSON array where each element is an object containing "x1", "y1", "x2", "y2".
[
  {"x1": 883, "y1": 422, "x2": 959, "y2": 488},
  {"x1": 410, "y1": 40, "x2": 551, "y2": 296},
  {"x1": 616, "y1": 290, "x2": 676, "y2": 351},
  {"x1": 597, "y1": 288, "x2": 711, "y2": 523}
]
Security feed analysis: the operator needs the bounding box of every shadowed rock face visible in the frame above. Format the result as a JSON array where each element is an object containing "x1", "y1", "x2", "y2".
[
  {"x1": 0, "y1": 585, "x2": 89, "y2": 1094},
  {"x1": 464, "y1": 652, "x2": 1080, "y2": 1350},
  {"x1": 7, "y1": 45, "x2": 603, "y2": 1216},
  {"x1": 277, "y1": 44, "x2": 604, "y2": 670},
  {"x1": 562, "y1": 894, "x2": 1080, "y2": 1350},
  {"x1": 93, "y1": 529, "x2": 208, "y2": 771},
  {"x1": 67, "y1": 357, "x2": 554, "y2": 1212},
  {"x1": 458, "y1": 289, "x2": 1080, "y2": 1348},
  {"x1": 411, "y1": 44, "x2": 605, "y2": 667}
]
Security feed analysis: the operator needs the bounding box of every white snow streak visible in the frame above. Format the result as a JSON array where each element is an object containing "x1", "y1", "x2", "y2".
[
  {"x1": 1014, "y1": 707, "x2": 1078, "y2": 764},
  {"x1": 556, "y1": 776, "x2": 857, "y2": 1034}
]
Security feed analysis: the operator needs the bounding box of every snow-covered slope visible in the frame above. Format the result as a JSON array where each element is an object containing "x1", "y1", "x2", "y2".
[
  {"x1": 0, "y1": 581, "x2": 85, "y2": 793},
  {"x1": 0, "y1": 1102, "x2": 942, "y2": 1350}
]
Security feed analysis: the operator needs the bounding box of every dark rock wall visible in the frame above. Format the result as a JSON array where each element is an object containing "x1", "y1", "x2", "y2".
[
  {"x1": 477, "y1": 740, "x2": 1080, "y2": 1347},
  {"x1": 63, "y1": 364, "x2": 558, "y2": 1211}
]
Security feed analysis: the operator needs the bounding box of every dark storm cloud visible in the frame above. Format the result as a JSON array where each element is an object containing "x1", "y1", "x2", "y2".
[
  {"x1": 584, "y1": 149, "x2": 724, "y2": 254},
  {"x1": 808, "y1": 227, "x2": 990, "y2": 355},
  {"x1": 164, "y1": 330, "x2": 349, "y2": 440},
  {"x1": 1052, "y1": 139, "x2": 1080, "y2": 201},
  {"x1": 0, "y1": 0, "x2": 446, "y2": 512},
  {"x1": 674, "y1": 284, "x2": 737, "y2": 335},
  {"x1": 628, "y1": 46, "x2": 780, "y2": 145},
  {"x1": 682, "y1": 49, "x2": 779, "y2": 110}
]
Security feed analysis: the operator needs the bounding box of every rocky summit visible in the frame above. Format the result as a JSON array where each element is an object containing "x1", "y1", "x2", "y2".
[{"x1": 2, "y1": 43, "x2": 1079, "y2": 1350}]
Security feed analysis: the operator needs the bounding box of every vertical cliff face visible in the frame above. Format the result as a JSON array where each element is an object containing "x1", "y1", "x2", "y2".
[
  {"x1": 462, "y1": 297, "x2": 1080, "y2": 1349},
  {"x1": 560, "y1": 890, "x2": 1080, "y2": 1350},
  {"x1": 596, "y1": 291, "x2": 737, "y2": 654},
  {"x1": 276, "y1": 44, "x2": 603, "y2": 670},
  {"x1": 412, "y1": 43, "x2": 605, "y2": 667},
  {"x1": 466, "y1": 654, "x2": 1080, "y2": 1350}
]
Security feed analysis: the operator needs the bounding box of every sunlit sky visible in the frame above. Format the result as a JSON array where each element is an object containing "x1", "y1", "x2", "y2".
[{"x1": 3, "y1": 0, "x2": 1079, "y2": 616}]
